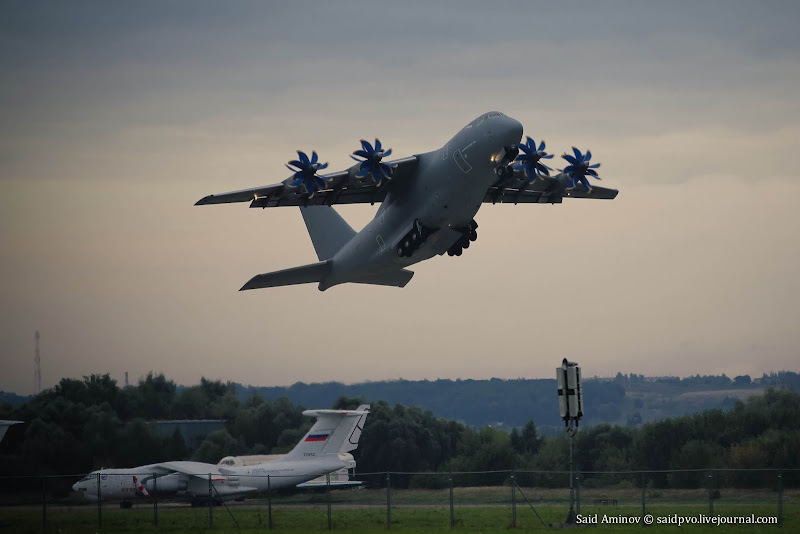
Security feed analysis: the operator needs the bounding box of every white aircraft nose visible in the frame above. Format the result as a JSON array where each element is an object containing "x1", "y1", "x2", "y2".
[{"x1": 72, "y1": 482, "x2": 79, "y2": 492}]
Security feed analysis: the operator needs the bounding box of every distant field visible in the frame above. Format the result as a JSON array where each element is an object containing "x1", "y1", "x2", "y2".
[{"x1": 1, "y1": 487, "x2": 795, "y2": 533}]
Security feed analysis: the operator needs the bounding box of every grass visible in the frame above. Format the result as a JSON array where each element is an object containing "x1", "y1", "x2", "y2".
[{"x1": 0, "y1": 487, "x2": 796, "y2": 533}]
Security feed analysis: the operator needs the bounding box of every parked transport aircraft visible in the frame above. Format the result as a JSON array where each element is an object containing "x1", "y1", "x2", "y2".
[
  {"x1": 72, "y1": 407, "x2": 369, "y2": 506},
  {"x1": 196, "y1": 112, "x2": 618, "y2": 291}
]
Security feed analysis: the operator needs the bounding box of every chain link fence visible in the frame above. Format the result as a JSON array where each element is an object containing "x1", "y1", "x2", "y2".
[{"x1": 0, "y1": 468, "x2": 796, "y2": 531}]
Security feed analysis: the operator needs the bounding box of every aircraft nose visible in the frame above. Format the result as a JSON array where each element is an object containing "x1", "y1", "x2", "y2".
[
  {"x1": 72, "y1": 482, "x2": 79, "y2": 492},
  {"x1": 506, "y1": 116, "x2": 523, "y2": 145}
]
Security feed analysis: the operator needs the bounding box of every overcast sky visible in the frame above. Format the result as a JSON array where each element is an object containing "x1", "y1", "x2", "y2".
[{"x1": 2, "y1": 1, "x2": 799, "y2": 395}]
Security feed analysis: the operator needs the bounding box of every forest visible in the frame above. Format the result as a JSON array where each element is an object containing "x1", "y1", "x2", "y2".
[{"x1": 1, "y1": 372, "x2": 798, "y2": 493}]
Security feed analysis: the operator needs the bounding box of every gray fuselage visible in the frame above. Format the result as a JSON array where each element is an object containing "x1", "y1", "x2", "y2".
[{"x1": 321, "y1": 113, "x2": 523, "y2": 289}]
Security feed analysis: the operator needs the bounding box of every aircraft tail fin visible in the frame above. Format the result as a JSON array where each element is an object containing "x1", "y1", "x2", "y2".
[
  {"x1": 282, "y1": 408, "x2": 370, "y2": 461},
  {"x1": 339, "y1": 404, "x2": 370, "y2": 453},
  {"x1": 240, "y1": 261, "x2": 330, "y2": 291},
  {"x1": 300, "y1": 206, "x2": 356, "y2": 261}
]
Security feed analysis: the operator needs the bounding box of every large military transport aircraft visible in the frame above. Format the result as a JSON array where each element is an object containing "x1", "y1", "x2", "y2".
[
  {"x1": 196, "y1": 112, "x2": 618, "y2": 291},
  {"x1": 72, "y1": 407, "x2": 369, "y2": 507}
]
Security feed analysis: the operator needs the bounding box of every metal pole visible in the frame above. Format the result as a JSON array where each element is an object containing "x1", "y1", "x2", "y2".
[
  {"x1": 576, "y1": 469, "x2": 581, "y2": 515},
  {"x1": 153, "y1": 473, "x2": 158, "y2": 527},
  {"x1": 326, "y1": 472, "x2": 332, "y2": 530},
  {"x1": 97, "y1": 472, "x2": 102, "y2": 529},
  {"x1": 778, "y1": 469, "x2": 783, "y2": 527},
  {"x1": 449, "y1": 474, "x2": 454, "y2": 528},
  {"x1": 566, "y1": 432, "x2": 575, "y2": 523},
  {"x1": 41, "y1": 476, "x2": 46, "y2": 531},
  {"x1": 707, "y1": 470, "x2": 713, "y2": 517},
  {"x1": 208, "y1": 473, "x2": 213, "y2": 528},
  {"x1": 268, "y1": 475, "x2": 272, "y2": 530},
  {"x1": 511, "y1": 473, "x2": 517, "y2": 529},
  {"x1": 641, "y1": 472, "x2": 646, "y2": 522},
  {"x1": 386, "y1": 473, "x2": 391, "y2": 529}
]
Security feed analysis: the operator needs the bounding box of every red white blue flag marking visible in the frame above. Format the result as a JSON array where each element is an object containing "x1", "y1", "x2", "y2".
[{"x1": 305, "y1": 433, "x2": 329, "y2": 442}]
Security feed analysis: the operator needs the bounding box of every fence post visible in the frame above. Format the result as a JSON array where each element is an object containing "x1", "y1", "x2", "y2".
[
  {"x1": 97, "y1": 472, "x2": 102, "y2": 529},
  {"x1": 268, "y1": 475, "x2": 272, "y2": 530},
  {"x1": 511, "y1": 472, "x2": 516, "y2": 529},
  {"x1": 326, "y1": 472, "x2": 332, "y2": 530},
  {"x1": 153, "y1": 472, "x2": 158, "y2": 527},
  {"x1": 386, "y1": 472, "x2": 391, "y2": 529},
  {"x1": 208, "y1": 473, "x2": 213, "y2": 528},
  {"x1": 41, "y1": 476, "x2": 46, "y2": 531},
  {"x1": 707, "y1": 469, "x2": 714, "y2": 517},
  {"x1": 641, "y1": 472, "x2": 646, "y2": 522},
  {"x1": 777, "y1": 469, "x2": 783, "y2": 527},
  {"x1": 449, "y1": 473, "x2": 454, "y2": 528}
]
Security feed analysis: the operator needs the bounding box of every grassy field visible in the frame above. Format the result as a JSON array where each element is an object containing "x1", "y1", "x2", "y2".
[{"x1": 0, "y1": 486, "x2": 795, "y2": 533}]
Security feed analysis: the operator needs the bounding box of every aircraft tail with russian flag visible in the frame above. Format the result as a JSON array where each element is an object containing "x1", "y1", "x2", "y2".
[{"x1": 282, "y1": 406, "x2": 370, "y2": 461}]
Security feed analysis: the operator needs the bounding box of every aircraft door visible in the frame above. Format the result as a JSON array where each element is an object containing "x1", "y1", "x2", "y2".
[{"x1": 452, "y1": 149, "x2": 472, "y2": 174}]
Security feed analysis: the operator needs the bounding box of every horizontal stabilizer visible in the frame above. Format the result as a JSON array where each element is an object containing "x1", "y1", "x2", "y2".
[{"x1": 240, "y1": 261, "x2": 330, "y2": 291}]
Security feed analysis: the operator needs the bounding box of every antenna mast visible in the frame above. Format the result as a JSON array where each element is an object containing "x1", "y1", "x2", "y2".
[{"x1": 34, "y1": 330, "x2": 42, "y2": 394}]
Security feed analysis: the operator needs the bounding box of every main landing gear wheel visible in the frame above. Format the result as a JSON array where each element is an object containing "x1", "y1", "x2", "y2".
[
  {"x1": 397, "y1": 218, "x2": 433, "y2": 258},
  {"x1": 447, "y1": 219, "x2": 478, "y2": 258},
  {"x1": 120, "y1": 500, "x2": 133, "y2": 509}
]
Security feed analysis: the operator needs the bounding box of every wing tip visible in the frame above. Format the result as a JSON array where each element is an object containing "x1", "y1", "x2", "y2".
[{"x1": 239, "y1": 277, "x2": 258, "y2": 291}]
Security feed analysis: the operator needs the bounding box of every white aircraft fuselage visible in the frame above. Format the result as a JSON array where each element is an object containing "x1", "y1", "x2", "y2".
[
  {"x1": 72, "y1": 407, "x2": 369, "y2": 504},
  {"x1": 72, "y1": 456, "x2": 347, "y2": 502}
]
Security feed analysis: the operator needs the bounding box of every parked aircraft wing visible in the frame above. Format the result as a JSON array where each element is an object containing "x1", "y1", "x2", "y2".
[
  {"x1": 195, "y1": 156, "x2": 418, "y2": 207},
  {"x1": 157, "y1": 461, "x2": 226, "y2": 479}
]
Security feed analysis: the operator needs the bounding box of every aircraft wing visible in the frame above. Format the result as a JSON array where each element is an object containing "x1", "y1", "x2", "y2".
[
  {"x1": 196, "y1": 156, "x2": 418, "y2": 208},
  {"x1": 484, "y1": 172, "x2": 618, "y2": 205},
  {"x1": 157, "y1": 461, "x2": 225, "y2": 479},
  {"x1": 155, "y1": 461, "x2": 259, "y2": 497}
]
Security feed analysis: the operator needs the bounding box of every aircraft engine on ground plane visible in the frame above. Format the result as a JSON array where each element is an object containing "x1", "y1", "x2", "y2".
[{"x1": 144, "y1": 473, "x2": 186, "y2": 494}]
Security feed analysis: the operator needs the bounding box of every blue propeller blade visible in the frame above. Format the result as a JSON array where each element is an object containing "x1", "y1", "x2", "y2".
[
  {"x1": 514, "y1": 136, "x2": 552, "y2": 181},
  {"x1": 351, "y1": 138, "x2": 394, "y2": 187},
  {"x1": 561, "y1": 147, "x2": 602, "y2": 191}
]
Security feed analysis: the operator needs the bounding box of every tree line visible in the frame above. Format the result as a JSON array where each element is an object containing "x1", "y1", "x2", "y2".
[{"x1": 1, "y1": 373, "x2": 797, "y2": 494}]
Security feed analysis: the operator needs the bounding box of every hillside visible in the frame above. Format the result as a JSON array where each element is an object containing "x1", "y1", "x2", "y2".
[{"x1": 236, "y1": 371, "x2": 798, "y2": 431}]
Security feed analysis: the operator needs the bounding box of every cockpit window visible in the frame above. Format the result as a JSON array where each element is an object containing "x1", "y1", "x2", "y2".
[
  {"x1": 79, "y1": 474, "x2": 95, "y2": 482},
  {"x1": 465, "y1": 112, "x2": 504, "y2": 129}
]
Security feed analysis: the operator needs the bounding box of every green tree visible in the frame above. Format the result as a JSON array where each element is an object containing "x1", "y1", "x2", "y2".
[{"x1": 192, "y1": 429, "x2": 241, "y2": 463}]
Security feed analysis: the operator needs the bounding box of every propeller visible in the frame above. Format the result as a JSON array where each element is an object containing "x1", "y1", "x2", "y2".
[
  {"x1": 562, "y1": 147, "x2": 601, "y2": 191},
  {"x1": 514, "y1": 136, "x2": 553, "y2": 181},
  {"x1": 350, "y1": 139, "x2": 397, "y2": 187},
  {"x1": 285, "y1": 150, "x2": 329, "y2": 198}
]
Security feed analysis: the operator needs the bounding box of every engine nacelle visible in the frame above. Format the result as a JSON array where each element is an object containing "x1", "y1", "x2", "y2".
[{"x1": 146, "y1": 473, "x2": 187, "y2": 494}]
